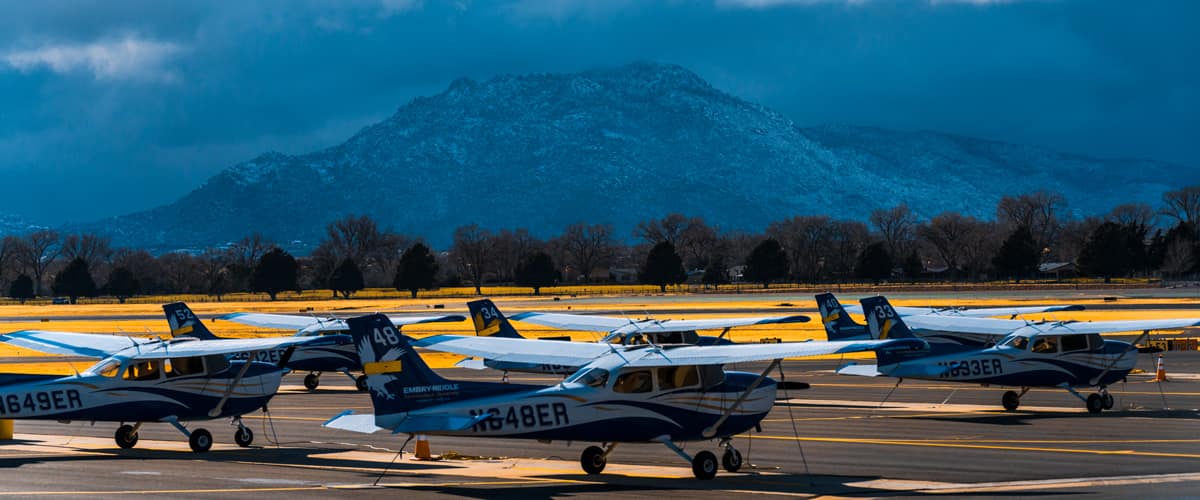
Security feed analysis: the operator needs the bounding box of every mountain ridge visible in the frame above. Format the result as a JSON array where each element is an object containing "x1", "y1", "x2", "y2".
[{"x1": 71, "y1": 62, "x2": 1199, "y2": 251}]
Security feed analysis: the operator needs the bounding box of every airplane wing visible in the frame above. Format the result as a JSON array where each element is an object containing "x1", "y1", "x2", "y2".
[
  {"x1": 1012, "y1": 318, "x2": 1200, "y2": 336},
  {"x1": 412, "y1": 335, "x2": 614, "y2": 368},
  {"x1": 842, "y1": 304, "x2": 1084, "y2": 318},
  {"x1": 219, "y1": 313, "x2": 465, "y2": 335},
  {"x1": 622, "y1": 338, "x2": 927, "y2": 367},
  {"x1": 892, "y1": 315, "x2": 1026, "y2": 335},
  {"x1": 835, "y1": 363, "x2": 883, "y2": 377},
  {"x1": 0, "y1": 330, "x2": 155, "y2": 358},
  {"x1": 508, "y1": 311, "x2": 809, "y2": 333},
  {"x1": 130, "y1": 336, "x2": 329, "y2": 359}
]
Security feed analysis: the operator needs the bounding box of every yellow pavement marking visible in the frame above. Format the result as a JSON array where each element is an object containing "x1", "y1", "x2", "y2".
[
  {"x1": 748, "y1": 434, "x2": 1200, "y2": 459},
  {"x1": 851, "y1": 472, "x2": 1200, "y2": 494},
  {"x1": 0, "y1": 487, "x2": 328, "y2": 496},
  {"x1": 242, "y1": 415, "x2": 329, "y2": 422}
]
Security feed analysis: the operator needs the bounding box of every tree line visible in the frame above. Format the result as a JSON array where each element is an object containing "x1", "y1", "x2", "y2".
[{"x1": 3, "y1": 186, "x2": 1199, "y2": 303}]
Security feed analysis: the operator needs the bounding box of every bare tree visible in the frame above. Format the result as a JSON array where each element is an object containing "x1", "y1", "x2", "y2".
[
  {"x1": 558, "y1": 223, "x2": 615, "y2": 282},
  {"x1": 826, "y1": 220, "x2": 870, "y2": 282},
  {"x1": 111, "y1": 248, "x2": 166, "y2": 294},
  {"x1": 677, "y1": 217, "x2": 718, "y2": 270},
  {"x1": 159, "y1": 252, "x2": 203, "y2": 293},
  {"x1": 1108, "y1": 203, "x2": 1157, "y2": 231},
  {"x1": 918, "y1": 213, "x2": 982, "y2": 279},
  {"x1": 1160, "y1": 186, "x2": 1200, "y2": 232},
  {"x1": 870, "y1": 203, "x2": 917, "y2": 259},
  {"x1": 0, "y1": 235, "x2": 19, "y2": 285},
  {"x1": 451, "y1": 224, "x2": 495, "y2": 295},
  {"x1": 20, "y1": 230, "x2": 60, "y2": 296},
  {"x1": 61, "y1": 233, "x2": 113, "y2": 266},
  {"x1": 996, "y1": 191, "x2": 1065, "y2": 251},
  {"x1": 1055, "y1": 217, "x2": 1103, "y2": 264},
  {"x1": 634, "y1": 214, "x2": 688, "y2": 246},
  {"x1": 491, "y1": 228, "x2": 539, "y2": 282},
  {"x1": 766, "y1": 215, "x2": 832, "y2": 282}
]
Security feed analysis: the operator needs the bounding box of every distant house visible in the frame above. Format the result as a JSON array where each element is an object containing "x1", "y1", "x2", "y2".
[
  {"x1": 607, "y1": 267, "x2": 639, "y2": 283},
  {"x1": 1039, "y1": 262, "x2": 1076, "y2": 279}
]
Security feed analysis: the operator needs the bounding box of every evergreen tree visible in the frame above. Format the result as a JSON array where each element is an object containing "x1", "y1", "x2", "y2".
[
  {"x1": 329, "y1": 258, "x2": 365, "y2": 299},
  {"x1": 640, "y1": 241, "x2": 687, "y2": 293},
  {"x1": 52, "y1": 257, "x2": 97, "y2": 304},
  {"x1": 855, "y1": 242, "x2": 893, "y2": 285},
  {"x1": 105, "y1": 267, "x2": 139, "y2": 304},
  {"x1": 251, "y1": 247, "x2": 299, "y2": 300},
  {"x1": 744, "y1": 238, "x2": 789, "y2": 289},
  {"x1": 991, "y1": 226, "x2": 1040, "y2": 282},
  {"x1": 702, "y1": 256, "x2": 730, "y2": 289},
  {"x1": 1077, "y1": 222, "x2": 1140, "y2": 283},
  {"x1": 8, "y1": 274, "x2": 34, "y2": 304},
  {"x1": 514, "y1": 251, "x2": 557, "y2": 296},
  {"x1": 902, "y1": 251, "x2": 924, "y2": 283},
  {"x1": 394, "y1": 243, "x2": 438, "y2": 298}
]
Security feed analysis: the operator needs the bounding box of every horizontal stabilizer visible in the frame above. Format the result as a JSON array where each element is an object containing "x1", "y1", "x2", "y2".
[
  {"x1": 323, "y1": 411, "x2": 383, "y2": 434},
  {"x1": 454, "y1": 357, "x2": 487, "y2": 370},
  {"x1": 836, "y1": 363, "x2": 882, "y2": 377}
]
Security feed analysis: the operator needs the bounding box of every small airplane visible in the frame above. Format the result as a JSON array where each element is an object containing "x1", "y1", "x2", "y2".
[
  {"x1": 206, "y1": 304, "x2": 465, "y2": 390},
  {"x1": 322, "y1": 313, "x2": 926, "y2": 479},
  {"x1": 458, "y1": 299, "x2": 811, "y2": 375},
  {"x1": 835, "y1": 296, "x2": 1200, "y2": 413},
  {"x1": 0, "y1": 327, "x2": 328, "y2": 451},
  {"x1": 816, "y1": 292, "x2": 1085, "y2": 343}
]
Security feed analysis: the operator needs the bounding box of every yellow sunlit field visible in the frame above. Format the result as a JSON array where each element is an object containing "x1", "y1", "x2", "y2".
[{"x1": 2, "y1": 288, "x2": 1198, "y2": 375}]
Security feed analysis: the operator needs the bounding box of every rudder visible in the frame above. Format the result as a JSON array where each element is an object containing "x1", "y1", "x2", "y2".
[
  {"x1": 348, "y1": 314, "x2": 457, "y2": 415},
  {"x1": 467, "y1": 299, "x2": 524, "y2": 338},
  {"x1": 163, "y1": 302, "x2": 220, "y2": 340},
  {"x1": 816, "y1": 293, "x2": 869, "y2": 341}
]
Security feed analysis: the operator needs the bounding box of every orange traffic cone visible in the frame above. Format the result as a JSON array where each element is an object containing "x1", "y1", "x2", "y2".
[
  {"x1": 414, "y1": 434, "x2": 432, "y2": 460},
  {"x1": 1152, "y1": 354, "x2": 1169, "y2": 382}
]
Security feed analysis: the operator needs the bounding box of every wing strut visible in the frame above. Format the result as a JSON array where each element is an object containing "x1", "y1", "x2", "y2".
[
  {"x1": 209, "y1": 351, "x2": 259, "y2": 417},
  {"x1": 702, "y1": 358, "x2": 781, "y2": 439}
]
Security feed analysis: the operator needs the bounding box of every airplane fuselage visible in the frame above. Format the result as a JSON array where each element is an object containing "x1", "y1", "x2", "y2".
[{"x1": 882, "y1": 340, "x2": 1136, "y2": 388}]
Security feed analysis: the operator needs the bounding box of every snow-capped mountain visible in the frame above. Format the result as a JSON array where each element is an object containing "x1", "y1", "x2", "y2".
[
  {"x1": 81, "y1": 62, "x2": 1199, "y2": 250},
  {"x1": 0, "y1": 213, "x2": 44, "y2": 237}
]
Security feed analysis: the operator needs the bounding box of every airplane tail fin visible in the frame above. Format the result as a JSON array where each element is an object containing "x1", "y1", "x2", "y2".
[
  {"x1": 467, "y1": 299, "x2": 524, "y2": 338},
  {"x1": 816, "y1": 293, "x2": 869, "y2": 341},
  {"x1": 347, "y1": 314, "x2": 458, "y2": 415},
  {"x1": 162, "y1": 302, "x2": 220, "y2": 340},
  {"x1": 860, "y1": 296, "x2": 925, "y2": 366}
]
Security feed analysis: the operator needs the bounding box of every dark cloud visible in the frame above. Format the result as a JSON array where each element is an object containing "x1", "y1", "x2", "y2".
[{"x1": 0, "y1": 0, "x2": 1196, "y2": 224}]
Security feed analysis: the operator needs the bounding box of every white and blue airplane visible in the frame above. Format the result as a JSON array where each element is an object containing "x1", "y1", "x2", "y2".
[
  {"x1": 835, "y1": 296, "x2": 1200, "y2": 413},
  {"x1": 0, "y1": 328, "x2": 329, "y2": 451},
  {"x1": 322, "y1": 313, "x2": 926, "y2": 479},
  {"x1": 197, "y1": 304, "x2": 464, "y2": 391},
  {"x1": 459, "y1": 298, "x2": 812, "y2": 375}
]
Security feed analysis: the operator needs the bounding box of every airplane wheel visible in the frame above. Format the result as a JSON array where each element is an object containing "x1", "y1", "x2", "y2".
[
  {"x1": 304, "y1": 373, "x2": 320, "y2": 391},
  {"x1": 356, "y1": 375, "x2": 369, "y2": 392},
  {"x1": 235, "y1": 427, "x2": 254, "y2": 447},
  {"x1": 722, "y1": 448, "x2": 743, "y2": 473},
  {"x1": 1001, "y1": 391, "x2": 1020, "y2": 411},
  {"x1": 1086, "y1": 394, "x2": 1104, "y2": 414},
  {"x1": 1102, "y1": 393, "x2": 1115, "y2": 410},
  {"x1": 692, "y1": 451, "x2": 718, "y2": 480},
  {"x1": 115, "y1": 425, "x2": 139, "y2": 449},
  {"x1": 189, "y1": 428, "x2": 213, "y2": 452},
  {"x1": 580, "y1": 446, "x2": 607, "y2": 474}
]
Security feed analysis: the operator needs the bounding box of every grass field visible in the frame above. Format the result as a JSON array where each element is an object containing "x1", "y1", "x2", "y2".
[{"x1": 2, "y1": 289, "x2": 1197, "y2": 375}]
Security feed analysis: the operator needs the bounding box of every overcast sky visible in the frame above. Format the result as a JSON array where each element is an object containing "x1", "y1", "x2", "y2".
[{"x1": 1, "y1": 0, "x2": 1196, "y2": 225}]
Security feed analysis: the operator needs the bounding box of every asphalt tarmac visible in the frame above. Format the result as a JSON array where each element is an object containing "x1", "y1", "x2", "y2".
[{"x1": 2, "y1": 352, "x2": 1200, "y2": 498}]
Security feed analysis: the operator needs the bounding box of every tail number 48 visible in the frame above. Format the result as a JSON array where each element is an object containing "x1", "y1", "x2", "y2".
[{"x1": 373, "y1": 326, "x2": 400, "y2": 345}]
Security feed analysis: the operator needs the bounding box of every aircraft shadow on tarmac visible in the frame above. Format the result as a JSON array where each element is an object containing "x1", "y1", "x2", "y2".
[{"x1": 884, "y1": 408, "x2": 1200, "y2": 426}]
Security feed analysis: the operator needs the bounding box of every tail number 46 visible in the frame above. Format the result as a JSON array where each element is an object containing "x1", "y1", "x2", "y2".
[{"x1": 373, "y1": 326, "x2": 400, "y2": 345}]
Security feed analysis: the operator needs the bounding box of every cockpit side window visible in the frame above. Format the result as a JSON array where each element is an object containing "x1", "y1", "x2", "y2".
[
  {"x1": 1003, "y1": 336, "x2": 1029, "y2": 350},
  {"x1": 165, "y1": 357, "x2": 206, "y2": 378},
  {"x1": 698, "y1": 365, "x2": 725, "y2": 388},
  {"x1": 123, "y1": 360, "x2": 162, "y2": 381},
  {"x1": 1060, "y1": 334, "x2": 1089, "y2": 353},
  {"x1": 657, "y1": 366, "x2": 700, "y2": 390},
  {"x1": 1087, "y1": 334, "x2": 1105, "y2": 351},
  {"x1": 612, "y1": 369, "x2": 653, "y2": 394},
  {"x1": 93, "y1": 359, "x2": 121, "y2": 378},
  {"x1": 205, "y1": 355, "x2": 231, "y2": 374},
  {"x1": 1031, "y1": 336, "x2": 1059, "y2": 354}
]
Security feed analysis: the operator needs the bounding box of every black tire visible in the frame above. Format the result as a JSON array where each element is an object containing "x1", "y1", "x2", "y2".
[
  {"x1": 1086, "y1": 393, "x2": 1104, "y2": 414},
  {"x1": 115, "y1": 424, "x2": 139, "y2": 449},
  {"x1": 356, "y1": 375, "x2": 369, "y2": 392},
  {"x1": 692, "y1": 451, "x2": 718, "y2": 480},
  {"x1": 1001, "y1": 391, "x2": 1020, "y2": 411},
  {"x1": 235, "y1": 426, "x2": 254, "y2": 447},
  {"x1": 303, "y1": 373, "x2": 320, "y2": 391},
  {"x1": 722, "y1": 448, "x2": 743, "y2": 473},
  {"x1": 580, "y1": 446, "x2": 607, "y2": 474},
  {"x1": 189, "y1": 428, "x2": 213, "y2": 452},
  {"x1": 1102, "y1": 393, "x2": 1115, "y2": 410}
]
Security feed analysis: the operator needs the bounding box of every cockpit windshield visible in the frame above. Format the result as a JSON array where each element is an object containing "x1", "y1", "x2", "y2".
[
  {"x1": 566, "y1": 368, "x2": 609, "y2": 388},
  {"x1": 1000, "y1": 335, "x2": 1029, "y2": 350}
]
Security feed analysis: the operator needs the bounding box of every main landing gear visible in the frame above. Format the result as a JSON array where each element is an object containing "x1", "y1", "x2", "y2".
[
  {"x1": 304, "y1": 371, "x2": 369, "y2": 392},
  {"x1": 114, "y1": 418, "x2": 257, "y2": 452},
  {"x1": 1001, "y1": 387, "x2": 1030, "y2": 411},
  {"x1": 1064, "y1": 385, "x2": 1115, "y2": 414},
  {"x1": 577, "y1": 437, "x2": 743, "y2": 480}
]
